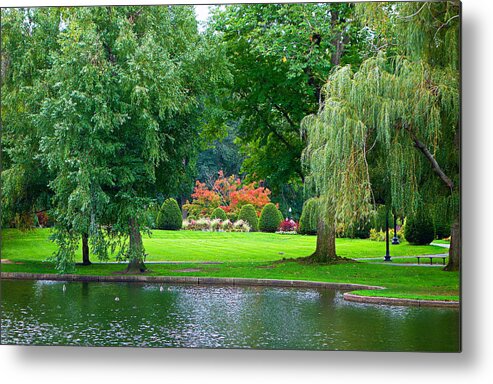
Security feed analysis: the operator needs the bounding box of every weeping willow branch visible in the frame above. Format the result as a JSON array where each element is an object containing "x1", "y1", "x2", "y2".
[
  {"x1": 397, "y1": 3, "x2": 427, "y2": 20},
  {"x1": 406, "y1": 126, "x2": 454, "y2": 191},
  {"x1": 434, "y1": 14, "x2": 460, "y2": 42},
  {"x1": 302, "y1": 49, "x2": 458, "y2": 226}
]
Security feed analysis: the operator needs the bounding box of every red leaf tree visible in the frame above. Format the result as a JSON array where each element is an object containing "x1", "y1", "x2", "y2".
[{"x1": 184, "y1": 171, "x2": 271, "y2": 218}]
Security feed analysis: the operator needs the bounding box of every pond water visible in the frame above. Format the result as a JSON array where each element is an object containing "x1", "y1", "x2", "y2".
[{"x1": 0, "y1": 279, "x2": 460, "y2": 351}]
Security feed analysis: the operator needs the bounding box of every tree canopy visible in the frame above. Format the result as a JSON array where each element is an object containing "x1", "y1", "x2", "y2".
[
  {"x1": 301, "y1": 1, "x2": 460, "y2": 268},
  {"x1": 210, "y1": 3, "x2": 368, "y2": 213},
  {"x1": 1, "y1": 6, "x2": 230, "y2": 272},
  {"x1": 1, "y1": 3, "x2": 461, "y2": 272}
]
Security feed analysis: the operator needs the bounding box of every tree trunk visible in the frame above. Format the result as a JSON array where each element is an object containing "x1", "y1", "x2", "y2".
[
  {"x1": 311, "y1": 218, "x2": 338, "y2": 262},
  {"x1": 180, "y1": 195, "x2": 187, "y2": 219},
  {"x1": 126, "y1": 218, "x2": 146, "y2": 273},
  {"x1": 444, "y1": 217, "x2": 460, "y2": 271},
  {"x1": 81, "y1": 233, "x2": 91, "y2": 265},
  {"x1": 330, "y1": 9, "x2": 349, "y2": 67}
]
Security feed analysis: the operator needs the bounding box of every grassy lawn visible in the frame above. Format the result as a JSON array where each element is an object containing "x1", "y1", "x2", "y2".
[
  {"x1": 432, "y1": 239, "x2": 451, "y2": 245},
  {"x1": 2, "y1": 228, "x2": 445, "y2": 262},
  {"x1": 1, "y1": 228, "x2": 458, "y2": 301}
]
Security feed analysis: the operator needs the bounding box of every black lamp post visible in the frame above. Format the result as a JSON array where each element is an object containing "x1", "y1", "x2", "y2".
[
  {"x1": 392, "y1": 213, "x2": 400, "y2": 245},
  {"x1": 288, "y1": 207, "x2": 292, "y2": 221},
  {"x1": 384, "y1": 209, "x2": 392, "y2": 262}
]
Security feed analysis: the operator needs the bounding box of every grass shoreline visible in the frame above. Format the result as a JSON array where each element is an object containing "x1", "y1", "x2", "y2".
[
  {"x1": 0, "y1": 259, "x2": 459, "y2": 302},
  {"x1": 0, "y1": 271, "x2": 459, "y2": 307},
  {"x1": 1, "y1": 228, "x2": 459, "y2": 303}
]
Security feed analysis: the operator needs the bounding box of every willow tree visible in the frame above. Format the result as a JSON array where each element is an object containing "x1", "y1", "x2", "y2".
[
  {"x1": 4, "y1": 6, "x2": 229, "y2": 273},
  {"x1": 302, "y1": 2, "x2": 460, "y2": 269}
]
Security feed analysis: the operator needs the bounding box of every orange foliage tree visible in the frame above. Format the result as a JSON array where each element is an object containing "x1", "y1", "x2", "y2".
[{"x1": 184, "y1": 171, "x2": 271, "y2": 218}]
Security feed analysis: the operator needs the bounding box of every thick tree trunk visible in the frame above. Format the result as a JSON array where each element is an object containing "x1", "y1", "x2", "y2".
[
  {"x1": 81, "y1": 233, "x2": 91, "y2": 266},
  {"x1": 444, "y1": 217, "x2": 460, "y2": 271},
  {"x1": 126, "y1": 218, "x2": 146, "y2": 273},
  {"x1": 405, "y1": 126, "x2": 459, "y2": 272},
  {"x1": 311, "y1": 218, "x2": 338, "y2": 262}
]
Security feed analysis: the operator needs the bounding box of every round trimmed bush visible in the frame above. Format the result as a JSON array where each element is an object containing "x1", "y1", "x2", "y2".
[
  {"x1": 211, "y1": 207, "x2": 227, "y2": 221},
  {"x1": 404, "y1": 212, "x2": 435, "y2": 245},
  {"x1": 238, "y1": 204, "x2": 259, "y2": 232},
  {"x1": 156, "y1": 198, "x2": 182, "y2": 230},
  {"x1": 259, "y1": 203, "x2": 282, "y2": 232},
  {"x1": 299, "y1": 198, "x2": 320, "y2": 235}
]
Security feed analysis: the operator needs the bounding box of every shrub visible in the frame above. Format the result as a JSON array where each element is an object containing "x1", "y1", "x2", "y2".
[
  {"x1": 369, "y1": 228, "x2": 385, "y2": 242},
  {"x1": 36, "y1": 211, "x2": 50, "y2": 228},
  {"x1": 156, "y1": 198, "x2": 183, "y2": 230},
  {"x1": 370, "y1": 227, "x2": 405, "y2": 242},
  {"x1": 299, "y1": 198, "x2": 319, "y2": 235},
  {"x1": 233, "y1": 219, "x2": 251, "y2": 232},
  {"x1": 211, "y1": 207, "x2": 227, "y2": 221},
  {"x1": 190, "y1": 218, "x2": 211, "y2": 231},
  {"x1": 433, "y1": 215, "x2": 451, "y2": 239},
  {"x1": 259, "y1": 203, "x2": 282, "y2": 232},
  {"x1": 210, "y1": 218, "x2": 222, "y2": 231},
  {"x1": 404, "y1": 212, "x2": 435, "y2": 245},
  {"x1": 183, "y1": 219, "x2": 201, "y2": 231},
  {"x1": 238, "y1": 204, "x2": 258, "y2": 232},
  {"x1": 277, "y1": 209, "x2": 284, "y2": 223},
  {"x1": 221, "y1": 219, "x2": 234, "y2": 231},
  {"x1": 278, "y1": 219, "x2": 298, "y2": 233}
]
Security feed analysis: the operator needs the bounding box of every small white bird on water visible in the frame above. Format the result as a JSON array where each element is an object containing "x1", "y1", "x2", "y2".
[
  {"x1": 160, "y1": 286, "x2": 164, "y2": 292},
  {"x1": 62, "y1": 284, "x2": 66, "y2": 292},
  {"x1": 115, "y1": 297, "x2": 119, "y2": 301}
]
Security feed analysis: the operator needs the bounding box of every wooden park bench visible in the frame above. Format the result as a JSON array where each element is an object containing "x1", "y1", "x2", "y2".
[{"x1": 416, "y1": 255, "x2": 447, "y2": 265}]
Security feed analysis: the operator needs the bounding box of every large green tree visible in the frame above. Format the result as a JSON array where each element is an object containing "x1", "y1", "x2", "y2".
[
  {"x1": 302, "y1": 2, "x2": 460, "y2": 268},
  {"x1": 3, "y1": 6, "x2": 229, "y2": 273},
  {"x1": 211, "y1": 3, "x2": 367, "y2": 213}
]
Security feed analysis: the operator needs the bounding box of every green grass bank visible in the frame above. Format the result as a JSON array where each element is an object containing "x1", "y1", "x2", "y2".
[{"x1": 1, "y1": 228, "x2": 458, "y2": 302}]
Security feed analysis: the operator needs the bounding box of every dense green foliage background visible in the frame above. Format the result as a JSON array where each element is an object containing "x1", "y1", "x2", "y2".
[{"x1": 1, "y1": 3, "x2": 460, "y2": 272}]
